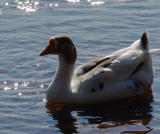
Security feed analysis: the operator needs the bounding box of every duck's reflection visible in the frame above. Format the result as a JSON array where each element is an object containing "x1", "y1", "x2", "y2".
[
  {"x1": 46, "y1": 92, "x2": 153, "y2": 134},
  {"x1": 46, "y1": 103, "x2": 78, "y2": 134}
]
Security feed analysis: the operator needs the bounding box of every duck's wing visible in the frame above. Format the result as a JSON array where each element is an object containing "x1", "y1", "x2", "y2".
[
  {"x1": 79, "y1": 49, "x2": 145, "y2": 82},
  {"x1": 74, "y1": 56, "x2": 116, "y2": 77},
  {"x1": 72, "y1": 49, "x2": 148, "y2": 102},
  {"x1": 71, "y1": 32, "x2": 153, "y2": 103},
  {"x1": 74, "y1": 46, "x2": 130, "y2": 78},
  {"x1": 74, "y1": 32, "x2": 151, "y2": 90},
  {"x1": 74, "y1": 31, "x2": 150, "y2": 80}
]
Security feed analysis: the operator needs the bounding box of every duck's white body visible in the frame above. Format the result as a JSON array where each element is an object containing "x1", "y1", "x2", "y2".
[{"x1": 40, "y1": 32, "x2": 156, "y2": 104}]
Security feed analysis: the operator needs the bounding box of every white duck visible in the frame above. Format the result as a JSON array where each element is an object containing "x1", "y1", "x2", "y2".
[{"x1": 40, "y1": 31, "x2": 157, "y2": 104}]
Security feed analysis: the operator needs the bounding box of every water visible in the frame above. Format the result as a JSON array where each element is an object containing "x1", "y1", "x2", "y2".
[{"x1": 0, "y1": 0, "x2": 160, "y2": 133}]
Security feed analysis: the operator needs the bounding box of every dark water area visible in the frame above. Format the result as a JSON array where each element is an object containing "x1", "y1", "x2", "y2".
[{"x1": 0, "y1": 0, "x2": 160, "y2": 133}]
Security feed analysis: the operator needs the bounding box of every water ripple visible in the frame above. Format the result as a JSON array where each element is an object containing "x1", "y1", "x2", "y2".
[{"x1": 0, "y1": 0, "x2": 160, "y2": 133}]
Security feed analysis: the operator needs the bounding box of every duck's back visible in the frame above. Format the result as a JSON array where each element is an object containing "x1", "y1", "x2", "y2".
[{"x1": 70, "y1": 32, "x2": 153, "y2": 103}]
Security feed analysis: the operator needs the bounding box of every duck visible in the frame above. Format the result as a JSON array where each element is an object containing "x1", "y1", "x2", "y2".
[{"x1": 40, "y1": 31, "x2": 158, "y2": 104}]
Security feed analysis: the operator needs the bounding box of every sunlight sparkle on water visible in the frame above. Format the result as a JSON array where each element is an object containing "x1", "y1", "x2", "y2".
[
  {"x1": 6, "y1": 2, "x2": 9, "y2": 6},
  {"x1": 40, "y1": 84, "x2": 44, "y2": 88},
  {"x1": 22, "y1": 82, "x2": 29, "y2": 87},
  {"x1": 47, "y1": 3, "x2": 58, "y2": 7},
  {"x1": 118, "y1": 0, "x2": 131, "y2": 2},
  {"x1": 36, "y1": 64, "x2": 40, "y2": 67},
  {"x1": 67, "y1": 0, "x2": 80, "y2": 3},
  {"x1": 15, "y1": 82, "x2": 18, "y2": 87},
  {"x1": 3, "y1": 81, "x2": 7, "y2": 85},
  {"x1": 4, "y1": 87, "x2": 11, "y2": 91},
  {"x1": 43, "y1": 98, "x2": 46, "y2": 102},
  {"x1": 18, "y1": 92, "x2": 22, "y2": 96},
  {"x1": 90, "y1": 1, "x2": 104, "y2": 6},
  {"x1": 14, "y1": 82, "x2": 19, "y2": 90},
  {"x1": 16, "y1": 0, "x2": 39, "y2": 12}
]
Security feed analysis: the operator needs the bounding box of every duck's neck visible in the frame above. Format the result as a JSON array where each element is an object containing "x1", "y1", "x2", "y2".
[
  {"x1": 53, "y1": 55, "x2": 75, "y2": 89},
  {"x1": 47, "y1": 55, "x2": 75, "y2": 102}
]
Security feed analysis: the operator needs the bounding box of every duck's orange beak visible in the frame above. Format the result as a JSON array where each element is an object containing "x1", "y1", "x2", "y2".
[{"x1": 40, "y1": 39, "x2": 57, "y2": 56}]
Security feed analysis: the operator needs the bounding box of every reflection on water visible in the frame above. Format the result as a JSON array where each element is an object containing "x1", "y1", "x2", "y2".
[
  {"x1": 15, "y1": 0, "x2": 39, "y2": 12},
  {"x1": 1, "y1": 81, "x2": 29, "y2": 91},
  {"x1": 46, "y1": 93, "x2": 153, "y2": 133},
  {"x1": 90, "y1": 1, "x2": 104, "y2": 6},
  {"x1": 67, "y1": 0, "x2": 80, "y2": 3},
  {"x1": 0, "y1": 0, "x2": 106, "y2": 14}
]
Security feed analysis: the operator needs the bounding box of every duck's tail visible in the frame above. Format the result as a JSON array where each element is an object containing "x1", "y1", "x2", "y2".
[
  {"x1": 140, "y1": 31, "x2": 160, "y2": 54},
  {"x1": 140, "y1": 31, "x2": 149, "y2": 51}
]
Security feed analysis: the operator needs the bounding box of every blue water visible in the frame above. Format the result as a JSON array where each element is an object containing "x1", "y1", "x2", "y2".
[{"x1": 0, "y1": 0, "x2": 160, "y2": 133}]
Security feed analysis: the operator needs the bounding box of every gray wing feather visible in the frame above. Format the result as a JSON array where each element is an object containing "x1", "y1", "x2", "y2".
[{"x1": 74, "y1": 46, "x2": 130, "y2": 78}]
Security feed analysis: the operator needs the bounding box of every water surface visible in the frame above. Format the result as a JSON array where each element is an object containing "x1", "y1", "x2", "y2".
[{"x1": 0, "y1": 0, "x2": 160, "y2": 133}]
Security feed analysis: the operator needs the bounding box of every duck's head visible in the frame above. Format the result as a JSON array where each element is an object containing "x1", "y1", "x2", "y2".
[{"x1": 40, "y1": 35, "x2": 77, "y2": 64}]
